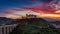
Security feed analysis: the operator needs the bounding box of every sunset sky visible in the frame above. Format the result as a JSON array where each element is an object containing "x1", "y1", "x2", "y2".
[
  {"x1": 0, "y1": 0, "x2": 54, "y2": 12},
  {"x1": 0, "y1": 0, "x2": 60, "y2": 21}
]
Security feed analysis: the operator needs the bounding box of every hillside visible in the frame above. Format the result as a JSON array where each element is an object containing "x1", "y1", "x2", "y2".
[
  {"x1": 0, "y1": 17, "x2": 13, "y2": 25},
  {"x1": 9, "y1": 18, "x2": 59, "y2": 34}
]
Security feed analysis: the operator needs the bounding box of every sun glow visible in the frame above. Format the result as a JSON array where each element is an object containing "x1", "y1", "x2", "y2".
[{"x1": 0, "y1": 7, "x2": 60, "y2": 19}]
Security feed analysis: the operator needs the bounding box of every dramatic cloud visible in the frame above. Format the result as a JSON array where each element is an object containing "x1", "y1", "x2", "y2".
[
  {"x1": 0, "y1": 0, "x2": 60, "y2": 20},
  {"x1": 0, "y1": 7, "x2": 60, "y2": 19}
]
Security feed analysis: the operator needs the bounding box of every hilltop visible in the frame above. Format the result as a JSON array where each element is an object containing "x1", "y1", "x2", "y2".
[{"x1": 9, "y1": 18, "x2": 59, "y2": 34}]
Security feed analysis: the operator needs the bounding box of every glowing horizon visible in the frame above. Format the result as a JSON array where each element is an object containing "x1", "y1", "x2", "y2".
[{"x1": 0, "y1": 7, "x2": 60, "y2": 19}]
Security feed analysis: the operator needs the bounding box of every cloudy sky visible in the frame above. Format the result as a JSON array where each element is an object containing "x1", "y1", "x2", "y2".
[
  {"x1": 0, "y1": 0, "x2": 54, "y2": 13},
  {"x1": 0, "y1": 0, "x2": 60, "y2": 22}
]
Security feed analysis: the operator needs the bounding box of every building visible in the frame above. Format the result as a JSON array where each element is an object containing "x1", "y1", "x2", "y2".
[{"x1": 26, "y1": 14, "x2": 37, "y2": 18}]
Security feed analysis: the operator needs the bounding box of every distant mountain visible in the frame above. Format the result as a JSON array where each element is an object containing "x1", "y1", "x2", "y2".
[
  {"x1": 0, "y1": 17, "x2": 13, "y2": 25},
  {"x1": 50, "y1": 21, "x2": 60, "y2": 25},
  {"x1": 0, "y1": 17, "x2": 12, "y2": 20}
]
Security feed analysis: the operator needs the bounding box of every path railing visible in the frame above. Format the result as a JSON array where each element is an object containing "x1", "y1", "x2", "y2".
[{"x1": 0, "y1": 24, "x2": 17, "y2": 34}]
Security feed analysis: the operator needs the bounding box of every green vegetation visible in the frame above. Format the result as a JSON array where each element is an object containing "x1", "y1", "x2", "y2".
[
  {"x1": 56, "y1": 28, "x2": 60, "y2": 34},
  {"x1": 9, "y1": 18, "x2": 59, "y2": 34}
]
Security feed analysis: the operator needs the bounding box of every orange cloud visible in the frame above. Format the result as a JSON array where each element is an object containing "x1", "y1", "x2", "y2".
[{"x1": 0, "y1": 8, "x2": 60, "y2": 19}]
